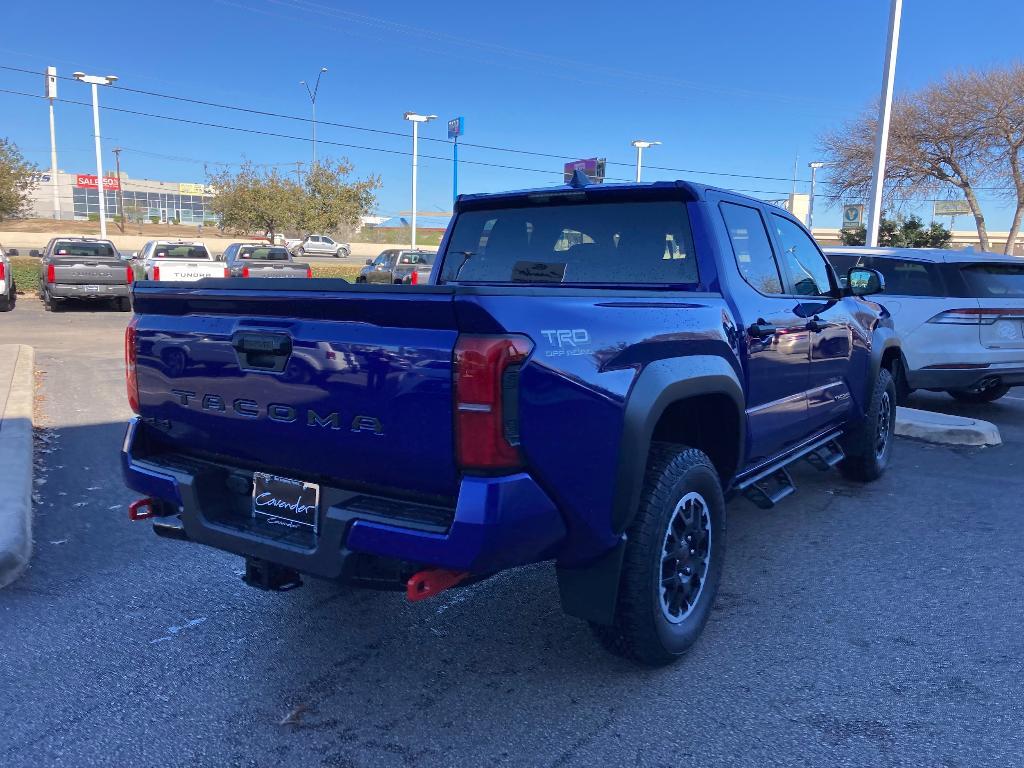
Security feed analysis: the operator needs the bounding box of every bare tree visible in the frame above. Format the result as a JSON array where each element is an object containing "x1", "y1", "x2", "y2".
[{"x1": 821, "y1": 73, "x2": 996, "y2": 251}]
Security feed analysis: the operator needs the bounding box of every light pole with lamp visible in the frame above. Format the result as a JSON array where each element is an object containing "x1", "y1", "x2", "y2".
[
  {"x1": 403, "y1": 112, "x2": 436, "y2": 248},
  {"x1": 631, "y1": 139, "x2": 661, "y2": 182},
  {"x1": 300, "y1": 67, "x2": 328, "y2": 171},
  {"x1": 72, "y1": 71, "x2": 118, "y2": 239},
  {"x1": 807, "y1": 161, "x2": 833, "y2": 232}
]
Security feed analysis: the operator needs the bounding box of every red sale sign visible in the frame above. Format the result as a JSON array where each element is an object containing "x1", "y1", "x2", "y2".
[{"x1": 75, "y1": 174, "x2": 120, "y2": 191}]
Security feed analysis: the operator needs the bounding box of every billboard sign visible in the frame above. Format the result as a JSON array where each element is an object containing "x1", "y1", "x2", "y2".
[
  {"x1": 447, "y1": 116, "x2": 464, "y2": 139},
  {"x1": 933, "y1": 200, "x2": 971, "y2": 217},
  {"x1": 76, "y1": 174, "x2": 120, "y2": 191},
  {"x1": 841, "y1": 204, "x2": 865, "y2": 230},
  {"x1": 178, "y1": 182, "x2": 208, "y2": 195},
  {"x1": 563, "y1": 157, "x2": 606, "y2": 184}
]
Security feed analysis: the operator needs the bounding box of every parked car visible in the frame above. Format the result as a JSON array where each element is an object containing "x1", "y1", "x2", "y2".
[
  {"x1": 222, "y1": 243, "x2": 312, "y2": 278},
  {"x1": 122, "y1": 179, "x2": 897, "y2": 666},
  {"x1": 134, "y1": 240, "x2": 227, "y2": 282},
  {"x1": 826, "y1": 246, "x2": 1024, "y2": 404},
  {"x1": 38, "y1": 237, "x2": 132, "y2": 312},
  {"x1": 356, "y1": 249, "x2": 437, "y2": 284},
  {"x1": 288, "y1": 234, "x2": 350, "y2": 259},
  {"x1": 0, "y1": 244, "x2": 15, "y2": 312}
]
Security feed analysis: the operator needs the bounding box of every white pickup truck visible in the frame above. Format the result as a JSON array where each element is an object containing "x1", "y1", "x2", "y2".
[{"x1": 134, "y1": 240, "x2": 227, "y2": 282}]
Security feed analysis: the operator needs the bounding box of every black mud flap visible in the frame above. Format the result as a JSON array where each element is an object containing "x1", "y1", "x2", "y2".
[{"x1": 555, "y1": 535, "x2": 626, "y2": 625}]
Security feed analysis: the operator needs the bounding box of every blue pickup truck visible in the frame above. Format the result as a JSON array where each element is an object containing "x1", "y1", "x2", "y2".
[{"x1": 122, "y1": 178, "x2": 899, "y2": 665}]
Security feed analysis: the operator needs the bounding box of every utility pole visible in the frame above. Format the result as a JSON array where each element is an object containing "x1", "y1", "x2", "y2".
[
  {"x1": 293, "y1": 161, "x2": 305, "y2": 184},
  {"x1": 300, "y1": 67, "x2": 328, "y2": 170},
  {"x1": 45, "y1": 66, "x2": 60, "y2": 220},
  {"x1": 112, "y1": 147, "x2": 126, "y2": 233},
  {"x1": 866, "y1": 0, "x2": 903, "y2": 247}
]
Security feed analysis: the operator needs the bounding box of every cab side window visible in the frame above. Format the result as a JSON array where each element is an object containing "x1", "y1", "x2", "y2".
[
  {"x1": 770, "y1": 215, "x2": 834, "y2": 297},
  {"x1": 720, "y1": 202, "x2": 784, "y2": 295}
]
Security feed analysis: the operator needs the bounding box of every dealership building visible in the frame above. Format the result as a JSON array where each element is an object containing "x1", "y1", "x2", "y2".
[{"x1": 28, "y1": 170, "x2": 217, "y2": 224}]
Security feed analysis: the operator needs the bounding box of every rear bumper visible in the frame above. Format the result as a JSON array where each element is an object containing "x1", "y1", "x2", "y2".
[
  {"x1": 49, "y1": 283, "x2": 129, "y2": 299},
  {"x1": 907, "y1": 362, "x2": 1024, "y2": 391},
  {"x1": 120, "y1": 418, "x2": 566, "y2": 580}
]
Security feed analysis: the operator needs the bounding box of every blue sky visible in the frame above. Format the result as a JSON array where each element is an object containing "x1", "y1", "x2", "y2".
[{"x1": 1, "y1": 0, "x2": 1022, "y2": 229}]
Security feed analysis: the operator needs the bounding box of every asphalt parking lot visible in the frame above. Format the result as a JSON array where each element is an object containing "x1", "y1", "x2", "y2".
[{"x1": 2, "y1": 300, "x2": 1023, "y2": 768}]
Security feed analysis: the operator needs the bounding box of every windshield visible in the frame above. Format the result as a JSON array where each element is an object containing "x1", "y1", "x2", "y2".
[
  {"x1": 238, "y1": 246, "x2": 289, "y2": 261},
  {"x1": 152, "y1": 244, "x2": 210, "y2": 260},
  {"x1": 52, "y1": 241, "x2": 116, "y2": 258},
  {"x1": 440, "y1": 200, "x2": 697, "y2": 285},
  {"x1": 399, "y1": 252, "x2": 436, "y2": 266},
  {"x1": 960, "y1": 263, "x2": 1024, "y2": 297}
]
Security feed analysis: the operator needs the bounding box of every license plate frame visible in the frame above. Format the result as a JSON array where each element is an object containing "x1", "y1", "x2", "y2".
[{"x1": 252, "y1": 472, "x2": 320, "y2": 534}]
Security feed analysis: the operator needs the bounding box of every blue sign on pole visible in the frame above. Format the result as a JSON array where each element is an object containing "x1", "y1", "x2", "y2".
[{"x1": 448, "y1": 116, "x2": 464, "y2": 139}]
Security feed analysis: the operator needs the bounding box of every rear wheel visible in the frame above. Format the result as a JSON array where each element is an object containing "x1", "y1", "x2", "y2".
[
  {"x1": 44, "y1": 290, "x2": 63, "y2": 312},
  {"x1": 948, "y1": 385, "x2": 1010, "y2": 404},
  {"x1": 0, "y1": 296, "x2": 10, "y2": 312},
  {"x1": 590, "y1": 445, "x2": 725, "y2": 666},
  {"x1": 839, "y1": 368, "x2": 896, "y2": 482},
  {"x1": 336, "y1": 247, "x2": 349, "y2": 258}
]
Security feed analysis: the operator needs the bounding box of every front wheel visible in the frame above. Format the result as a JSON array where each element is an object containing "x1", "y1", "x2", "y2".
[
  {"x1": 948, "y1": 385, "x2": 1009, "y2": 404},
  {"x1": 336, "y1": 247, "x2": 349, "y2": 259},
  {"x1": 590, "y1": 445, "x2": 725, "y2": 666},
  {"x1": 297, "y1": 247, "x2": 305, "y2": 257},
  {"x1": 839, "y1": 368, "x2": 896, "y2": 482}
]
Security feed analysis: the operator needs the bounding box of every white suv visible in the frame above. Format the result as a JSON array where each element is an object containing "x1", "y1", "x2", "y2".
[{"x1": 826, "y1": 246, "x2": 1024, "y2": 404}]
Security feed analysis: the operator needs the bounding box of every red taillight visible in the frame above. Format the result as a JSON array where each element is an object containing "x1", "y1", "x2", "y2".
[
  {"x1": 125, "y1": 264, "x2": 134, "y2": 284},
  {"x1": 46, "y1": 264, "x2": 55, "y2": 284},
  {"x1": 454, "y1": 335, "x2": 533, "y2": 471},
  {"x1": 152, "y1": 265, "x2": 160, "y2": 281},
  {"x1": 305, "y1": 264, "x2": 312, "y2": 278},
  {"x1": 928, "y1": 307, "x2": 1024, "y2": 325},
  {"x1": 224, "y1": 267, "x2": 230, "y2": 277},
  {"x1": 0, "y1": 263, "x2": 5, "y2": 281},
  {"x1": 241, "y1": 266, "x2": 250, "y2": 278},
  {"x1": 410, "y1": 270, "x2": 419, "y2": 285},
  {"x1": 125, "y1": 317, "x2": 140, "y2": 414}
]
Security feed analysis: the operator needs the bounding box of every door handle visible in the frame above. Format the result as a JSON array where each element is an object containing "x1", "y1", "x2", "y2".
[{"x1": 748, "y1": 321, "x2": 778, "y2": 339}]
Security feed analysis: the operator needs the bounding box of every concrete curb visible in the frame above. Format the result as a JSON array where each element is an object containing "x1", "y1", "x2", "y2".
[
  {"x1": 0, "y1": 344, "x2": 34, "y2": 589},
  {"x1": 895, "y1": 406, "x2": 1001, "y2": 447}
]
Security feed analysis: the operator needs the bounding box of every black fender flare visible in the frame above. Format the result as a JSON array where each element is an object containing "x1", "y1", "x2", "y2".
[
  {"x1": 556, "y1": 355, "x2": 745, "y2": 625},
  {"x1": 868, "y1": 326, "x2": 901, "y2": 403}
]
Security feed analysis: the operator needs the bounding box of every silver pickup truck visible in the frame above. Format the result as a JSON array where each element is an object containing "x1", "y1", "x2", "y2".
[
  {"x1": 222, "y1": 243, "x2": 312, "y2": 278},
  {"x1": 39, "y1": 237, "x2": 132, "y2": 312}
]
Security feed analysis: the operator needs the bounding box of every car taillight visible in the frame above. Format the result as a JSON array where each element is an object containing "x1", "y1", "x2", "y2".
[
  {"x1": 125, "y1": 317, "x2": 140, "y2": 414},
  {"x1": 46, "y1": 264, "x2": 55, "y2": 284},
  {"x1": 0, "y1": 263, "x2": 4, "y2": 281},
  {"x1": 305, "y1": 264, "x2": 312, "y2": 278},
  {"x1": 454, "y1": 334, "x2": 533, "y2": 472},
  {"x1": 927, "y1": 308, "x2": 1024, "y2": 325},
  {"x1": 224, "y1": 267, "x2": 230, "y2": 277},
  {"x1": 125, "y1": 264, "x2": 134, "y2": 284},
  {"x1": 242, "y1": 266, "x2": 250, "y2": 278},
  {"x1": 410, "y1": 270, "x2": 419, "y2": 285},
  {"x1": 152, "y1": 265, "x2": 160, "y2": 281}
]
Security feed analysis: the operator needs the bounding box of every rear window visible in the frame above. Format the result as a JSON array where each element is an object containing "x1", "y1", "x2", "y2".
[
  {"x1": 52, "y1": 241, "x2": 115, "y2": 258},
  {"x1": 238, "y1": 246, "x2": 289, "y2": 261},
  {"x1": 440, "y1": 200, "x2": 697, "y2": 285},
  {"x1": 960, "y1": 263, "x2": 1024, "y2": 297},
  {"x1": 153, "y1": 245, "x2": 210, "y2": 260},
  {"x1": 398, "y1": 252, "x2": 436, "y2": 266}
]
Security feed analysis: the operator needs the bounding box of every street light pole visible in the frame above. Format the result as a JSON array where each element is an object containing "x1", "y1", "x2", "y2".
[
  {"x1": 45, "y1": 67, "x2": 60, "y2": 220},
  {"x1": 113, "y1": 147, "x2": 126, "y2": 233},
  {"x1": 807, "y1": 161, "x2": 830, "y2": 231},
  {"x1": 404, "y1": 112, "x2": 437, "y2": 248},
  {"x1": 866, "y1": 0, "x2": 903, "y2": 247},
  {"x1": 73, "y1": 71, "x2": 118, "y2": 240},
  {"x1": 631, "y1": 139, "x2": 661, "y2": 182},
  {"x1": 300, "y1": 67, "x2": 328, "y2": 170}
]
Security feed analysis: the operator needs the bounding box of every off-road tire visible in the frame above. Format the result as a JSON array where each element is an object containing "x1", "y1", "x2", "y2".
[
  {"x1": 839, "y1": 368, "x2": 896, "y2": 482},
  {"x1": 591, "y1": 444, "x2": 725, "y2": 666},
  {"x1": 948, "y1": 385, "x2": 1010, "y2": 404}
]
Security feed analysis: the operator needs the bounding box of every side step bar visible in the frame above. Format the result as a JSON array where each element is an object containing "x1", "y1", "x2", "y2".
[{"x1": 736, "y1": 432, "x2": 844, "y2": 510}]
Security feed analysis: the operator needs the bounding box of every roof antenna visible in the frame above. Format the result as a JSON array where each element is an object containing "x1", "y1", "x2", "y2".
[{"x1": 568, "y1": 169, "x2": 592, "y2": 189}]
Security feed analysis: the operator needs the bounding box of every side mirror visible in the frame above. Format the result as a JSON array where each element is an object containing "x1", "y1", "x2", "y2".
[
  {"x1": 848, "y1": 267, "x2": 884, "y2": 297},
  {"x1": 365, "y1": 259, "x2": 373, "y2": 266}
]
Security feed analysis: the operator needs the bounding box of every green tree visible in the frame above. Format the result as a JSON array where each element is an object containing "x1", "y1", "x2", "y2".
[
  {"x1": 299, "y1": 159, "x2": 380, "y2": 237},
  {"x1": 840, "y1": 215, "x2": 952, "y2": 248},
  {"x1": 0, "y1": 138, "x2": 36, "y2": 221},
  {"x1": 207, "y1": 161, "x2": 304, "y2": 242}
]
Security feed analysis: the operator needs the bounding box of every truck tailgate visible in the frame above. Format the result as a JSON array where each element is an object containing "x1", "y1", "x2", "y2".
[
  {"x1": 243, "y1": 263, "x2": 310, "y2": 278},
  {"x1": 52, "y1": 260, "x2": 128, "y2": 285},
  {"x1": 132, "y1": 283, "x2": 460, "y2": 499}
]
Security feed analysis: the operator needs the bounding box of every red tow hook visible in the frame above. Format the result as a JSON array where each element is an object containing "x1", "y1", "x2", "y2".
[
  {"x1": 128, "y1": 498, "x2": 158, "y2": 521},
  {"x1": 406, "y1": 569, "x2": 469, "y2": 602}
]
